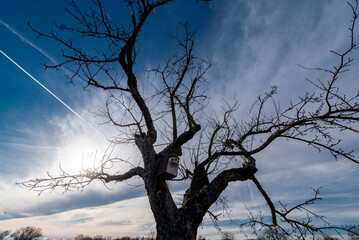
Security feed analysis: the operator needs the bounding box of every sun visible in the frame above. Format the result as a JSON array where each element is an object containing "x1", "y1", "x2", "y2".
[{"x1": 54, "y1": 131, "x2": 109, "y2": 174}]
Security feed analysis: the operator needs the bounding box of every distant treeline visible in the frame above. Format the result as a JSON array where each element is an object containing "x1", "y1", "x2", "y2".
[
  {"x1": 74, "y1": 235, "x2": 153, "y2": 240},
  {"x1": 0, "y1": 227, "x2": 211, "y2": 240},
  {"x1": 2, "y1": 226, "x2": 354, "y2": 240},
  {"x1": 0, "y1": 227, "x2": 158, "y2": 240}
]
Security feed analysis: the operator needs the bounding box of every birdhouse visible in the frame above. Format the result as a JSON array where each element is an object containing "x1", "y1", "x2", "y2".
[{"x1": 157, "y1": 153, "x2": 179, "y2": 180}]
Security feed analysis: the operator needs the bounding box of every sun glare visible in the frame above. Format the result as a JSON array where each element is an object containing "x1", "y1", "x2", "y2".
[{"x1": 55, "y1": 134, "x2": 108, "y2": 173}]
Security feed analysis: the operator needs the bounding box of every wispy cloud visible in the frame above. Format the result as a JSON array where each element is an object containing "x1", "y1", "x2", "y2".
[
  {"x1": 1, "y1": 1, "x2": 358, "y2": 239},
  {"x1": 0, "y1": 196, "x2": 155, "y2": 238},
  {"x1": 0, "y1": 18, "x2": 106, "y2": 138},
  {"x1": 0, "y1": 50, "x2": 105, "y2": 138},
  {"x1": 0, "y1": 142, "x2": 59, "y2": 150},
  {"x1": 0, "y1": 19, "x2": 57, "y2": 65},
  {"x1": 199, "y1": 0, "x2": 359, "y2": 236}
]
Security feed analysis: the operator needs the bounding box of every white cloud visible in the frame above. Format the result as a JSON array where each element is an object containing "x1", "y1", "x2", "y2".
[
  {"x1": 194, "y1": 0, "x2": 359, "y2": 237},
  {"x1": 0, "y1": 196, "x2": 154, "y2": 238},
  {"x1": 1, "y1": 1, "x2": 359, "y2": 239},
  {"x1": 0, "y1": 19, "x2": 57, "y2": 65},
  {"x1": 207, "y1": 0, "x2": 358, "y2": 113},
  {"x1": 0, "y1": 87, "x2": 146, "y2": 221}
]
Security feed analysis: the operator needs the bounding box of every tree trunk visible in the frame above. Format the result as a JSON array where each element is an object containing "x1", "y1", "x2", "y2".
[
  {"x1": 146, "y1": 174, "x2": 206, "y2": 240},
  {"x1": 156, "y1": 224, "x2": 197, "y2": 240},
  {"x1": 143, "y1": 156, "x2": 201, "y2": 240},
  {"x1": 134, "y1": 135, "x2": 198, "y2": 239},
  {"x1": 135, "y1": 135, "x2": 256, "y2": 240},
  {"x1": 154, "y1": 207, "x2": 203, "y2": 240}
]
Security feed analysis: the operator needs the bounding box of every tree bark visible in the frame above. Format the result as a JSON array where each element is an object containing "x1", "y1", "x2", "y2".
[
  {"x1": 135, "y1": 134, "x2": 202, "y2": 240},
  {"x1": 135, "y1": 133, "x2": 258, "y2": 240},
  {"x1": 155, "y1": 209, "x2": 199, "y2": 240}
]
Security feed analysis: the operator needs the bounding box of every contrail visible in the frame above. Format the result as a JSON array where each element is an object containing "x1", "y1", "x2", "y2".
[
  {"x1": 0, "y1": 19, "x2": 57, "y2": 65},
  {"x1": 0, "y1": 50, "x2": 105, "y2": 138},
  {"x1": 0, "y1": 142, "x2": 60, "y2": 150},
  {"x1": 0, "y1": 19, "x2": 80, "y2": 82}
]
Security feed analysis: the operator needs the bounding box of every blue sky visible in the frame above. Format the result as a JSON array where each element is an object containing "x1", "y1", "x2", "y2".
[{"x1": 0, "y1": 0, "x2": 359, "y2": 239}]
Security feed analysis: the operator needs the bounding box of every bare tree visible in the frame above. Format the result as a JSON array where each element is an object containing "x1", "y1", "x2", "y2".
[
  {"x1": 316, "y1": 236, "x2": 339, "y2": 240},
  {"x1": 257, "y1": 228, "x2": 288, "y2": 240},
  {"x1": 146, "y1": 229, "x2": 156, "y2": 240},
  {"x1": 75, "y1": 235, "x2": 93, "y2": 240},
  {"x1": 220, "y1": 231, "x2": 235, "y2": 240},
  {"x1": 0, "y1": 231, "x2": 11, "y2": 240},
  {"x1": 21, "y1": 0, "x2": 359, "y2": 239},
  {"x1": 349, "y1": 226, "x2": 359, "y2": 240},
  {"x1": 196, "y1": 236, "x2": 207, "y2": 240},
  {"x1": 10, "y1": 227, "x2": 42, "y2": 240}
]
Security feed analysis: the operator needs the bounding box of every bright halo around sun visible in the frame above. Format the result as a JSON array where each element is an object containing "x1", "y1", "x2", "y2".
[
  {"x1": 55, "y1": 135, "x2": 107, "y2": 172},
  {"x1": 48, "y1": 114, "x2": 111, "y2": 174},
  {"x1": 44, "y1": 101, "x2": 138, "y2": 182}
]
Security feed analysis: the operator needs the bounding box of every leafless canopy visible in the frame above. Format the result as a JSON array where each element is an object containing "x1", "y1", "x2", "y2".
[{"x1": 21, "y1": 0, "x2": 359, "y2": 239}]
